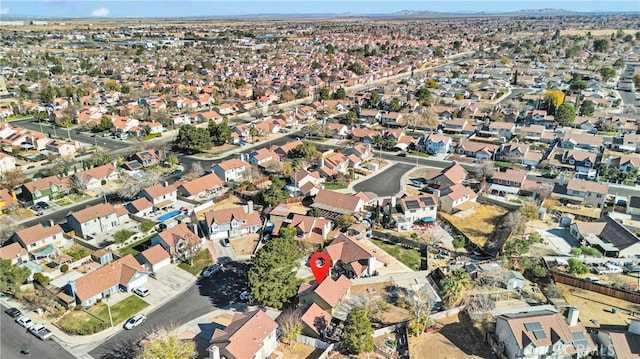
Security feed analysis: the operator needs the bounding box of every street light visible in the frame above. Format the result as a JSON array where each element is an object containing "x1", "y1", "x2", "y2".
[{"x1": 105, "y1": 296, "x2": 114, "y2": 327}]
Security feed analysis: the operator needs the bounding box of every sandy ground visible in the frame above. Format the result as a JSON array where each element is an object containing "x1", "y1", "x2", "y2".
[
  {"x1": 561, "y1": 29, "x2": 638, "y2": 36},
  {"x1": 408, "y1": 314, "x2": 494, "y2": 359},
  {"x1": 557, "y1": 283, "x2": 640, "y2": 327},
  {"x1": 230, "y1": 233, "x2": 259, "y2": 257},
  {"x1": 440, "y1": 205, "x2": 507, "y2": 247}
]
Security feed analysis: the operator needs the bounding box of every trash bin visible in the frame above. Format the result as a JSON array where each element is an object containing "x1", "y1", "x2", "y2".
[{"x1": 612, "y1": 307, "x2": 618, "y2": 314}]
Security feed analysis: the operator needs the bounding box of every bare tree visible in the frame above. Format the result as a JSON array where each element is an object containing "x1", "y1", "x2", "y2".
[
  {"x1": 503, "y1": 211, "x2": 526, "y2": 234},
  {"x1": 190, "y1": 161, "x2": 204, "y2": 176},
  {"x1": 475, "y1": 160, "x2": 496, "y2": 180},
  {"x1": 398, "y1": 286, "x2": 436, "y2": 336},
  {"x1": 276, "y1": 308, "x2": 303, "y2": 346},
  {"x1": 0, "y1": 216, "x2": 22, "y2": 246},
  {"x1": 0, "y1": 169, "x2": 26, "y2": 190},
  {"x1": 71, "y1": 173, "x2": 90, "y2": 193}
]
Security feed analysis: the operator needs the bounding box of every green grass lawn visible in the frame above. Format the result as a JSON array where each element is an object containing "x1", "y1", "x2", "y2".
[
  {"x1": 57, "y1": 295, "x2": 149, "y2": 335},
  {"x1": 178, "y1": 249, "x2": 213, "y2": 275},
  {"x1": 495, "y1": 161, "x2": 524, "y2": 169},
  {"x1": 308, "y1": 136, "x2": 328, "y2": 142},
  {"x1": 408, "y1": 150, "x2": 430, "y2": 158},
  {"x1": 323, "y1": 182, "x2": 349, "y2": 190},
  {"x1": 143, "y1": 133, "x2": 162, "y2": 140},
  {"x1": 54, "y1": 198, "x2": 73, "y2": 207},
  {"x1": 119, "y1": 234, "x2": 155, "y2": 256},
  {"x1": 371, "y1": 238, "x2": 421, "y2": 271}
]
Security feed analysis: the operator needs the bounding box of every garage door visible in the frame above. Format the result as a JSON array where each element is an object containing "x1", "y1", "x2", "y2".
[{"x1": 209, "y1": 232, "x2": 228, "y2": 241}]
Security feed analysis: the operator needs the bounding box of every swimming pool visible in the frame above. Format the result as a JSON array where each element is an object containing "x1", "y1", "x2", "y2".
[{"x1": 157, "y1": 210, "x2": 182, "y2": 222}]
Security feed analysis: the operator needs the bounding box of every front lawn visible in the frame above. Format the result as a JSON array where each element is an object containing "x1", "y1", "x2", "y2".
[
  {"x1": 323, "y1": 182, "x2": 349, "y2": 190},
  {"x1": 57, "y1": 295, "x2": 149, "y2": 335},
  {"x1": 371, "y1": 238, "x2": 421, "y2": 271},
  {"x1": 178, "y1": 249, "x2": 213, "y2": 275},
  {"x1": 119, "y1": 234, "x2": 155, "y2": 256},
  {"x1": 495, "y1": 161, "x2": 524, "y2": 169},
  {"x1": 408, "y1": 150, "x2": 430, "y2": 158},
  {"x1": 308, "y1": 136, "x2": 328, "y2": 142}
]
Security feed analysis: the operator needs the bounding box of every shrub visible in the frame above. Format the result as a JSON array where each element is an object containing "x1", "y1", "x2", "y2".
[
  {"x1": 60, "y1": 264, "x2": 70, "y2": 273},
  {"x1": 101, "y1": 179, "x2": 107, "y2": 185},
  {"x1": 139, "y1": 220, "x2": 156, "y2": 233},
  {"x1": 452, "y1": 235, "x2": 466, "y2": 249},
  {"x1": 33, "y1": 272, "x2": 51, "y2": 285},
  {"x1": 113, "y1": 229, "x2": 134, "y2": 244},
  {"x1": 532, "y1": 265, "x2": 548, "y2": 278},
  {"x1": 567, "y1": 258, "x2": 589, "y2": 275}
]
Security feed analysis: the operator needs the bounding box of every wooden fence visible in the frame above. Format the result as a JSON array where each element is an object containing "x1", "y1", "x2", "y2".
[{"x1": 551, "y1": 270, "x2": 640, "y2": 304}]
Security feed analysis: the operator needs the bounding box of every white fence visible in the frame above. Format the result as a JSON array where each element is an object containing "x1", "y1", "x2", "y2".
[
  {"x1": 296, "y1": 334, "x2": 330, "y2": 349},
  {"x1": 431, "y1": 305, "x2": 466, "y2": 320}
]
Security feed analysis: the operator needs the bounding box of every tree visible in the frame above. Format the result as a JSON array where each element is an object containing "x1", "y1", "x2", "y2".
[
  {"x1": 139, "y1": 220, "x2": 156, "y2": 233},
  {"x1": 399, "y1": 286, "x2": 435, "y2": 336},
  {"x1": 369, "y1": 91, "x2": 381, "y2": 108},
  {"x1": 1, "y1": 169, "x2": 25, "y2": 190},
  {"x1": 476, "y1": 160, "x2": 496, "y2": 180},
  {"x1": 440, "y1": 275, "x2": 465, "y2": 306},
  {"x1": 290, "y1": 142, "x2": 319, "y2": 163},
  {"x1": 175, "y1": 124, "x2": 212, "y2": 152},
  {"x1": 504, "y1": 211, "x2": 526, "y2": 234},
  {"x1": 633, "y1": 73, "x2": 640, "y2": 89},
  {"x1": 98, "y1": 116, "x2": 114, "y2": 132},
  {"x1": 260, "y1": 177, "x2": 289, "y2": 207},
  {"x1": 569, "y1": 73, "x2": 587, "y2": 94},
  {"x1": 600, "y1": 67, "x2": 616, "y2": 82},
  {"x1": 544, "y1": 90, "x2": 565, "y2": 114},
  {"x1": 319, "y1": 87, "x2": 331, "y2": 100},
  {"x1": 248, "y1": 230, "x2": 303, "y2": 309},
  {"x1": 335, "y1": 214, "x2": 355, "y2": 230},
  {"x1": 114, "y1": 229, "x2": 133, "y2": 244},
  {"x1": 344, "y1": 111, "x2": 358, "y2": 126},
  {"x1": 138, "y1": 334, "x2": 196, "y2": 359},
  {"x1": 519, "y1": 204, "x2": 539, "y2": 221},
  {"x1": 165, "y1": 154, "x2": 179, "y2": 167},
  {"x1": 390, "y1": 97, "x2": 401, "y2": 111},
  {"x1": 277, "y1": 308, "x2": 303, "y2": 346},
  {"x1": 452, "y1": 235, "x2": 466, "y2": 249},
  {"x1": 532, "y1": 265, "x2": 548, "y2": 278},
  {"x1": 567, "y1": 258, "x2": 589, "y2": 275},
  {"x1": 333, "y1": 87, "x2": 347, "y2": 100},
  {"x1": 555, "y1": 103, "x2": 576, "y2": 126},
  {"x1": 342, "y1": 307, "x2": 374, "y2": 354},
  {"x1": 0, "y1": 259, "x2": 30, "y2": 294},
  {"x1": 307, "y1": 207, "x2": 323, "y2": 217},
  {"x1": 579, "y1": 99, "x2": 595, "y2": 116},
  {"x1": 208, "y1": 119, "x2": 232, "y2": 145},
  {"x1": 593, "y1": 39, "x2": 609, "y2": 52}
]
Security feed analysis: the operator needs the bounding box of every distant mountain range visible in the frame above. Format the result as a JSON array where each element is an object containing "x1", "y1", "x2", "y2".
[{"x1": 0, "y1": 8, "x2": 636, "y2": 20}]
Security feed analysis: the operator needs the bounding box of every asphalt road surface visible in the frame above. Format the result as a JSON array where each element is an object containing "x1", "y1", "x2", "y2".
[
  {"x1": 89, "y1": 261, "x2": 250, "y2": 359},
  {"x1": 353, "y1": 162, "x2": 415, "y2": 196},
  {"x1": 0, "y1": 304, "x2": 76, "y2": 359}
]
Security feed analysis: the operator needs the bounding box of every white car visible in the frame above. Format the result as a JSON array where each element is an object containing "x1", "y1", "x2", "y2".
[
  {"x1": 239, "y1": 291, "x2": 250, "y2": 301},
  {"x1": 16, "y1": 316, "x2": 35, "y2": 329},
  {"x1": 133, "y1": 287, "x2": 150, "y2": 297},
  {"x1": 124, "y1": 314, "x2": 146, "y2": 330}
]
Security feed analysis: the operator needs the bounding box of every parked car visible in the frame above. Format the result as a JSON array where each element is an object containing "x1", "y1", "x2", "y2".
[
  {"x1": 397, "y1": 152, "x2": 407, "y2": 157},
  {"x1": 124, "y1": 314, "x2": 146, "y2": 330},
  {"x1": 133, "y1": 287, "x2": 151, "y2": 297},
  {"x1": 29, "y1": 324, "x2": 53, "y2": 340},
  {"x1": 586, "y1": 277, "x2": 600, "y2": 284},
  {"x1": 239, "y1": 291, "x2": 250, "y2": 302},
  {"x1": 5, "y1": 307, "x2": 21, "y2": 318},
  {"x1": 33, "y1": 201, "x2": 50, "y2": 211},
  {"x1": 222, "y1": 238, "x2": 231, "y2": 247},
  {"x1": 203, "y1": 263, "x2": 222, "y2": 278},
  {"x1": 261, "y1": 234, "x2": 271, "y2": 244},
  {"x1": 170, "y1": 169, "x2": 183, "y2": 176},
  {"x1": 16, "y1": 316, "x2": 35, "y2": 329}
]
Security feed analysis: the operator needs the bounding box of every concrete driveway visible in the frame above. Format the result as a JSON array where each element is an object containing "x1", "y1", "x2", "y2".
[
  {"x1": 535, "y1": 228, "x2": 579, "y2": 254},
  {"x1": 142, "y1": 265, "x2": 197, "y2": 306}
]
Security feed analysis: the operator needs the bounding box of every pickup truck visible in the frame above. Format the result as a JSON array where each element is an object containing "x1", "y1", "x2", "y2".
[{"x1": 29, "y1": 324, "x2": 53, "y2": 340}]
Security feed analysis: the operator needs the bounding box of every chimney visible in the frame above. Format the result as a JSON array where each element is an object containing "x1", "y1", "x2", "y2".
[
  {"x1": 559, "y1": 172, "x2": 566, "y2": 186},
  {"x1": 566, "y1": 307, "x2": 579, "y2": 327},
  {"x1": 208, "y1": 345, "x2": 220, "y2": 359},
  {"x1": 246, "y1": 200, "x2": 254, "y2": 213},
  {"x1": 162, "y1": 181, "x2": 169, "y2": 187},
  {"x1": 390, "y1": 196, "x2": 396, "y2": 208},
  {"x1": 319, "y1": 157, "x2": 325, "y2": 168},
  {"x1": 68, "y1": 280, "x2": 77, "y2": 301},
  {"x1": 628, "y1": 318, "x2": 640, "y2": 335},
  {"x1": 48, "y1": 219, "x2": 55, "y2": 227}
]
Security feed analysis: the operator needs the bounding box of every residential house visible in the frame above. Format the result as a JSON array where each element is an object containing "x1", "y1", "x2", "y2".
[
  {"x1": 482, "y1": 122, "x2": 516, "y2": 140},
  {"x1": 628, "y1": 196, "x2": 640, "y2": 216},
  {"x1": 177, "y1": 173, "x2": 224, "y2": 200},
  {"x1": 350, "y1": 128, "x2": 379, "y2": 144},
  {"x1": 291, "y1": 169, "x2": 324, "y2": 189},
  {"x1": 300, "y1": 303, "x2": 332, "y2": 338},
  {"x1": 562, "y1": 150, "x2": 598, "y2": 179},
  {"x1": 12, "y1": 223, "x2": 67, "y2": 262},
  {"x1": 608, "y1": 154, "x2": 640, "y2": 173},
  {"x1": 0, "y1": 188, "x2": 18, "y2": 213},
  {"x1": 594, "y1": 318, "x2": 640, "y2": 359},
  {"x1": 204, "y1": 202, "x2": 262, "y2": 241},
  {"x1": 67, "y1": 254, "x2": 148, "y2": 306},
  {"x1": 247, "y1": 148, "x2": 279, "y2": 168},
  {"x1": 45, "y1": 140, "x2": 78, "y2": 156},
  {"x1": 319, "y1": 152, "x2": 349, "y2": 177},
  {"x1": 569, "y1": 215, "x2": 640, "y2": 257},
  {"x1": 212, "y1": 159, "x2": 249, "y2": 182},
  {"x1": 326, "y1": 122, "x2": 350, "y2": 138},
  {"x1": 0, "y1": 242, "x2": 29, "y2": 265},
  {"x1": 439, "y1": 184, "x2": 478, "y2": 213},
  {"x1": 123, "y1": 150, "x2": 160, "y2": 171},
  {"x1": 140, "y1": 182, "x2": 178, "y2": 209},
  {"x1": 151, "y1": 222, "x2": 202, "y2": 259},
  {"x1": 443, "y1": 118, "x2": 473, "y2": 134},
  {"x1": 527, "y1": 110, "x2": 556, "y2": 129},
  {"x1": 67, "y1": 203, "x2": 129, "y2": 239},
  {"x1": 207, "y1": 310, "x2": 278, "y2": 359},
  {"x1": 298, "y1": 275, "x2": 353, "y2": 315},
  {"x1": 399, "y1": 194, "x2": 438, "y2": 222},
  {"x1": 553, "y1": 178, "x2": 609, "y2": 208},
  {"x1": 516, "y1": 125, "x2": 556, "y2": 144},
  {"x1": 457, "y1": 140, "x2": 499, "y2": 160},
  {"x1": 71, "y1": 164, "x2": 119, "y2": 190},
  {"x1": 311, "y1": 190, "x2": 364, "y2": 219},
  {"x1": 490, "y1": 169, "x2": 527, "y2": 196},
  {"x1": 493, "y1": 309, "x2": 595, "y2": 359},
  {"x1": 0, "y1": 152, "x2": 16, "y2": 172},
  {"x1": 324, "y1": 233, "x2": 380, "y2": 278},
  {"x1": 496, "y1": 143, "x2": 530, "y2": 163},
  {"x1": 273, "y1": 140, "x2": 303, "y2": 157},
  {"x1": 560, "y1": 133, "x2": 603, "y2": 152},
  {"x1": 418, "y1": 134, "x2": 452, "y2": 154},
  {"x1": 358, "y1": 109, "x2": 381, "y2": 122},
  {"x1": 125, "y1": 197, "x2": 154, "y2": 217},
  {"x1": 345, "y1": 144, "x2": 374, "y2": 162},
  {"x1": 21, "y1": 175, "x2": 74, "y2": 203},
  {"x1": 614, "y1": 133, "x2": 640, "y2": 153},
  {"x1": 424, "y1": 162, "x2": 468, "y2": 187},
  {"x1": 139, "y1": 244, "x2": 171, "y2": 272},
  {"x1": 287, "y1": 214, "x2": 332, "y2": 245},
  {"x1": 574, "y1": 116, "x2": 600, "y2": 132}
]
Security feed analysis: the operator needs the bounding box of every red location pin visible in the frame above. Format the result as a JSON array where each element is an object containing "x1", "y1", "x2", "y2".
[{"x1": 309, "y1": 252, "x2": 331, "y2": 285}]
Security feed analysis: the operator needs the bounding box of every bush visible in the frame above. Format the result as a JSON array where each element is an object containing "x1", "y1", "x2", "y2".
[
  {"x1": 567, "y1": 258, "x2": 589, "y2": 275},
  {"x1": 139, "y1": 220, "x2": 156, "y2": 233},
  {"x1": 113, "y1": 229, "x2": 134, "y2": 244},
  {"x1": 452, "y1": 235, "x2": 466, "y2": 249},
  {"x1": 33, "y1": 272, "x2": 51, "y2": 285},
  {"x1": 532, "y1": 265, "x2": 548, "y2": 278},
  {"x1": 60, "y1": 264, "x2": 70, "y2": 273},
  {"x1": 101, "y1": 179, "x2": 107, "y2": 185}
]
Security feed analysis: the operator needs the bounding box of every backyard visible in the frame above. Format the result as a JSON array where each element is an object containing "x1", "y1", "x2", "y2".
[
  {"x1": 439, "y1": 204, "x2": 507, "y2": 247},
  {"x1": 178, "y1": 249, "x2": 214, "y2": 276},
  {"x1": 370, "y1": 238, "x2": 421, "y2": 271},
  {"x1": 118, "y1": 234, "x2": 155, "y2": 256},
  {"x1": 323, "y1": 182, "x2": 349, "y2": 190},
  {"x1": 56, "y1": 295, "x2": 149, "y2": 335},
  {"x1": 556, "y1": 283, "x2": 640, "y2": 327}
]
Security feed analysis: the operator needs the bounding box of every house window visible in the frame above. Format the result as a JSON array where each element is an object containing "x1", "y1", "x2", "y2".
[{"x1": 596, "y1": 194, "x2": 602, "y2": 198}]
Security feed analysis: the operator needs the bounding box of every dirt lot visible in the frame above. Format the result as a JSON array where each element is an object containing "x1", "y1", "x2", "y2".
[
  {"x1": 557, "y1": 283, "x2": 640, "y2": 327},
  {"x1": 274, "y1": 343, "x2": 321, "y2": 359},
  {"x1": 440, "y1": 205, "x2": 507, "y2": 247},
  {"x1": 195, "y1": 195, "x2": 246, "y2": 219},
  {"x1": 408, "y1": 313, "x2": 494, "y2": 359},
  {"x1": 561, "y1": 29, "x2": 638, "y2": 36},
  {"x1": 231, "y1": 233, "x2": 259, "y2": 257},
  {"x1": 350, "y1": 283, "x2": 412, "y2": 326}
]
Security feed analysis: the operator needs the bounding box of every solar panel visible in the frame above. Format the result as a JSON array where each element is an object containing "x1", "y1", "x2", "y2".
[
  {"x1": 405, "y1": 201, "x2": 421, "y2": 210},
  {"x1": 420, "y1": 197, "x2": 435, "y2": 206},
  {"x1": 533, "y1": 330, "x2": 547, "y2": 340},
  {"x1": 524, "y1": 322, "x2": 542, "y2": 332}
]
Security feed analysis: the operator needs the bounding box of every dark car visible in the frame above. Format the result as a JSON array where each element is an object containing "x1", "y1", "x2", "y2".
[
  {"x1": 397, "y1": 152, "x2": 407, "y2": 157},
  {"x1": 170, "y1": 169, "x2": 183, "y2": 176},
  {"x1": 33, "y1": 201, "x2": 50, "y2": 211},
  {"x1": 5, "y1": 307, "x2": 22, "y2": 318}
]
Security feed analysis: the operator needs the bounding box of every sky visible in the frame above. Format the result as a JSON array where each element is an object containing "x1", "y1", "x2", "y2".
[{"x1": 0, "y1": 1, "x2": 638, "y2": 18}]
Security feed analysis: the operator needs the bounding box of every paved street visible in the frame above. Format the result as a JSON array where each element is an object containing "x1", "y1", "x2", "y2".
[
  {"x1": 89, "y1": 261, "x2": 249, "y2": 359},
  {"x1": 498, "y1": 87, "x2": 536, "y2": 104},
  {"x1": 11, "y1": 119, "x2": 128, "y2": 151},
  {"x1": 0, "y1": 304, "x2": 76, "y2": 359},
  {"x1": 353, "y1": 162, "x2": 414, "y2": 196}
]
